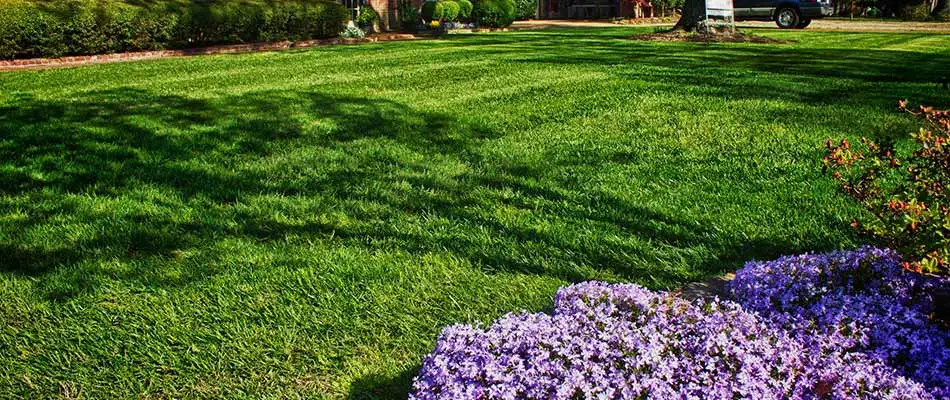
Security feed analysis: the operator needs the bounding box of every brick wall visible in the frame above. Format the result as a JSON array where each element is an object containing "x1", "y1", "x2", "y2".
[{"x1": 620, "y1": 0, "x2": 654, "y2": 17}]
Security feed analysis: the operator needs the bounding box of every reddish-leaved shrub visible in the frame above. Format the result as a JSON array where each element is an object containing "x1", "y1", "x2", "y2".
[{"x1": 824, "y1": 102, "x2": 950, "y2": 276}]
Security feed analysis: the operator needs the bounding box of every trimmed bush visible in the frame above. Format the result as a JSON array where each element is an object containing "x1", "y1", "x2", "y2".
[
  {"x1": 457, "y1": 0, "x2": 474, "y2": 19},
  {"x1": 99, "y1": 4, "x2": 178, "y2": 53},
  {"x1": 421, "y1": 0, "x2": 445, "y2": 21},
  {"x1": 473, "y1": 0, "x2": 516, "y2": 27},
  {"x1": 2, "y1": 0, "x2": 177, "y2": 57},
  {"x1": 179, "y1": 2, "x2": 262, "y2": 45},
  {"x1": 256, "y1": 1, "x2": 350, "y2": 42},
  {"x1": 0, "y1": 0, "x2": 67, "y2": 59},
  {"x1": 441, "y1": 0, "x2": 461, "y2": 22},
  {"x1": 180, "y1": 0, "x2": 348, "y2": 45},
  {"x1": 0, "y1": 0, "x2": 348, "y2": 60}
]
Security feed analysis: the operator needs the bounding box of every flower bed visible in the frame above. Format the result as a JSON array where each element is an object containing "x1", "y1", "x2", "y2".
[
  {"x1": 410, "y1": 248, "x2": 949, "y2": 399},
  {"x1": 731, "y1": 246, "x2": 949, "y2": 398}
]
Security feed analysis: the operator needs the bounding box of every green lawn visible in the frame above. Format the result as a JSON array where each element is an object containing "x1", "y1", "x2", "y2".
[{"x1": 1, "y1": 26, "x2": 949, "y2": 399}]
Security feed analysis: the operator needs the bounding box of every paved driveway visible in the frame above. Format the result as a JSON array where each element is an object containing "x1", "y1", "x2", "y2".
[
  {"x1": 513, "y1": 18, "x2": 950, "y2": 33},
  {"x1": 739, "y1": 18, "x2": 950, "y2": 32}
]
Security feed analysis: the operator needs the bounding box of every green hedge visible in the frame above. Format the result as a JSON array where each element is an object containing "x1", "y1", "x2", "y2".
[
  {"x1": 473, "y1": 0, "x2": 515, "y2": 27},
  {"x1": 0, "y1": 0, "x2": 349, "y2": 60}
]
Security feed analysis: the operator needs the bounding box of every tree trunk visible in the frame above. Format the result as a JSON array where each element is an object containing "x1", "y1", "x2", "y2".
[{"x1": 672, "y1": 0, "x2": 706, "y2": 31}]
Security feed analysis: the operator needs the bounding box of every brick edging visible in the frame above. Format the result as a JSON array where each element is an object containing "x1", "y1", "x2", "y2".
[{"x1": 0, "y1": 33, "x2": 419, "y2": 72}]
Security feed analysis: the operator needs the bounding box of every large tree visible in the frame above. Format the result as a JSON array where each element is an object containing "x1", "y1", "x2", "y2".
[{"x1": 671, "y1": 0, "x2": 706, "y2": 30}]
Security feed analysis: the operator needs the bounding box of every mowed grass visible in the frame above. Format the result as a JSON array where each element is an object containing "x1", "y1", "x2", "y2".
[{"x1": 2, "y1": 26, "x2": 949, "y2": 398}]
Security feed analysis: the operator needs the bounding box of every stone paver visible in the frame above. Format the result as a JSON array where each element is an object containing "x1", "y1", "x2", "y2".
[{"x1": 676, "y1": 273, "x2": 736, "y2": 302}]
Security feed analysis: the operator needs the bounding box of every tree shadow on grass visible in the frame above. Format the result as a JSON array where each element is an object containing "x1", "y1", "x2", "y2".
[
  {"x1": 0, "y1": 54, "x2": 876, "y2": 398},
  {"x1": 446, "y1": 29, "x2": 950, "y2": 106},
  {"x1": 2, "y1": 31, "x2": 946, "y2": 398},
  {"x1": 0, "y1": 88, "x2": 468, "y2": 293},
  {"x1": 0, "y1": 85, "x2": 850, "y2": 300}
]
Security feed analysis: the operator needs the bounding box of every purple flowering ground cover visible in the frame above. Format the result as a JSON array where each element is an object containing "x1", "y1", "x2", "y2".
[
  {"x1": 731, "y1": 247, "x2": 950, "y2": 398},
  {"x1": 410, "y1": 248, "x2": 950, "y2": 399}
]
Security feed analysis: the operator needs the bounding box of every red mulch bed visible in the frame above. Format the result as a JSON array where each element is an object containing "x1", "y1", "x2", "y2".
[{"x1": 631, "y1": 30, "x2": 794, "y2": 43}]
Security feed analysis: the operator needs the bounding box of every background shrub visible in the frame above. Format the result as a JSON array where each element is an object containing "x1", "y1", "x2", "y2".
[
  {"x1": 824, "y1": 102, "x2": 950, "y2": 276},
  {"x1": 340, "y1": 23, "x2": 366, "y2": 38},
  {"x1": 473, "y1": 0, "x2": 516, "y2": 27},
  {"x1": 514, "y1": 0, "x2": 536, "y2": 19},
  {"x1": 421, "y1": 0, "x2": 445, "y2": 21},
  {"x1": 398, "y1": 0, "x2": 420, "y2": 31},
  {"x1": 903, "y1": 2, "x2": 934, "y2": 19},
  {"x1": 457, "y1": 0, "x2": 473, "y2": 19},
  {"x1": 0, "y1": 0, "x2": 348, "y2": 60},
  {"x1": 441, "y1": 0, "x2": 461, "y2": 21},
  {"x1": 356, "y1": 4, "x2": 379, "y2": 28}
]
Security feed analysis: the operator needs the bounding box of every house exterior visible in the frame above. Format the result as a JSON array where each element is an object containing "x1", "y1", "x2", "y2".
[
  {"x1": 353, "y1": 0, "x2": 653, "y2": 31},
  {"x1": 349, "y1": 0, "x2": 417, "y2": 31},
  {"x1": 538, "y1": 0, "x2": 653, "y2": 19}
]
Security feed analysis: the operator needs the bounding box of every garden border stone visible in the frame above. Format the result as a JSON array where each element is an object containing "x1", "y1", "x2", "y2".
[{"x1": 675, "y1": 273, "x2": 735, "y2": 301}]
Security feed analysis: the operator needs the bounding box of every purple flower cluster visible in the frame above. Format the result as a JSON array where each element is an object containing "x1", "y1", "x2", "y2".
[
  {"x1": 730, "y1": 246, "x2": 950, "y2": 398},
  {"x1": 410, "y1": 279, "x2": 936, "y2": 399}
]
